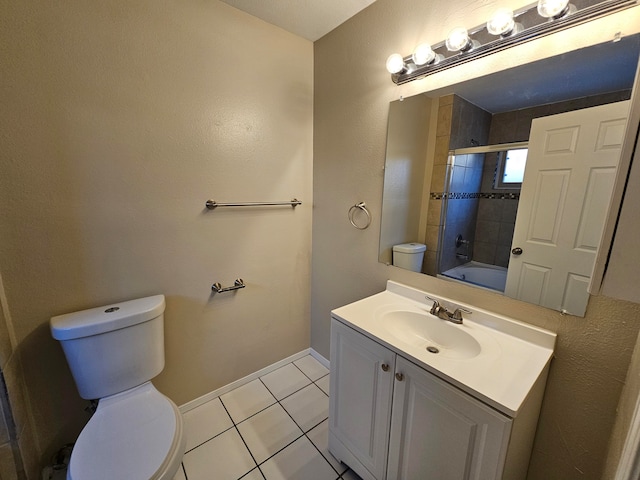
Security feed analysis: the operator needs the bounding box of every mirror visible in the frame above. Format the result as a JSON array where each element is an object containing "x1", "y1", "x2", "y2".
[{"x1": 379, "y1": 34, "x2": 640, "y2": 316}]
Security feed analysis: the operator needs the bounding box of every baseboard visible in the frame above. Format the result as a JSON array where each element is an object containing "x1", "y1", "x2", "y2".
[
  {"x1": 309, "y1": 348, "x2": 330, "y2": 369},
  {"x1": 179, "y1": 348, "x2": 329, "y2": 413}
]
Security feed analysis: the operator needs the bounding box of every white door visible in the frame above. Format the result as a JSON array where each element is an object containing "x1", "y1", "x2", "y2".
[
  {"x1": 387, "y1": 357, "x2": 512, "y2": 480},
  {"x1": 328, "y1": 318, "x2": 395, "y2": 480},
  {"x1": 505, "y1": 101, "x2": 630, "y2": 316}
]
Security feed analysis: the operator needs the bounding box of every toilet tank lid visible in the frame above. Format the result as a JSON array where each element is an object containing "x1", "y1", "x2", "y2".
[
  {"x1": 50, "y1": 295, "x2": 165, "y2": 341},
  {"x1": 393, "y1": 243, "x2": 427, "y2": 253}
]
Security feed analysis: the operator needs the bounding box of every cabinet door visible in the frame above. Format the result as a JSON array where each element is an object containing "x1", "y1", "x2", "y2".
[
  {"x1": 388, "y1": 357, "x2": 512, "y2": 480},
  {"x1": 329, "y1": 318, "x2": 395, "y2": 480}
]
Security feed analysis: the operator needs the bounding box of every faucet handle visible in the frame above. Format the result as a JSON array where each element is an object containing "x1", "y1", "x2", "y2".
[
  {"x1": 452, "y1": 307, "x2": 472, "y2": 321},
  {"x1": 425, "y1": 296, "x2": 441, "y2": 315}
]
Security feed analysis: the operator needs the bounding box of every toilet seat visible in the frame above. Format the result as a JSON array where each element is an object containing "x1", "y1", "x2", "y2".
[{"x1": 68, "y1": 382, "x2": 185, "y2": 480}]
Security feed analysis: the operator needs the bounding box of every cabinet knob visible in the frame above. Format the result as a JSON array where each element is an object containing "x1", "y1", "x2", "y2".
[
  {"x1": 395, "y1": 372, "x2": 404, "y2": 381},
  {"x1": 381, "y1": 363, "x2": 389, "y2": 372}
]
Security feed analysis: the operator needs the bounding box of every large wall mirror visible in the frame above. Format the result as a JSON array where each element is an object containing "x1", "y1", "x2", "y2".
[{"x1": 379, "y1": 34, "x2": 640, "y2": 316}]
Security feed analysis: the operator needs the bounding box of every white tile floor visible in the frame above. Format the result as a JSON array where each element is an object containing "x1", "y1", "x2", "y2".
[{"x1": 173, "y1": 355, "x2": 362, "y2": 480}]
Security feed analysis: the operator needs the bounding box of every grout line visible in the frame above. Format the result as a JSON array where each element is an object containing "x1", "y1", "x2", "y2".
[
  {"x1": 183, "y1": 398, "x2": 236, "y2": 453},
  {"x1": 291, "y1": 360, "x2": 317, "y2": 383},
  {"x1": 304, "y1": 427, "x2": 341, "y2": 477},
  {"x1": 218, "y1": 398, "x2": 261, "y2": 475},
  {"x1": 255, "y1": 432, "x2": 306, "y2": 467},
  {"x1": 183, "y1": 422, "x2": 236, "y2": 454},
  {"x1": 238, "y1": 466, "x2": 265, "y2": 479},
  {"x1": 227, "y1": 398, "x2": 278, "y2": 427},
  {"x1": 184, "y1": 357, "x2": 338, "y2": 479}
]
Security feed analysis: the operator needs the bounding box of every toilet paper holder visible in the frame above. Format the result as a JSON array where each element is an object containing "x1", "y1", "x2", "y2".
[{"x1": 212, "y1": 279, "x2": 246, "y2": 293}]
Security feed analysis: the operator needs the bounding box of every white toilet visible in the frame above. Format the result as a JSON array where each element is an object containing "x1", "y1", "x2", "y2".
[
  {"x1": 50, "y1": 295, "x2": 186, "y2": 480},
  {"x1": 392, "y1": 242, "x2": 427, "y2": 272}
]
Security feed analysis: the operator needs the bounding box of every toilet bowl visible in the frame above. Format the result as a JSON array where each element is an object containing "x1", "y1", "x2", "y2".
[
  {"x1": 68, "y1": 382, "x2": 185, "y2": 480},
  {"x1": 50, "y1": 295, "x2": 185, "y2": 480}
]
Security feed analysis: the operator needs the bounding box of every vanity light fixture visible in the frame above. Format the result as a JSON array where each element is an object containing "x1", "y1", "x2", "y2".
[
  {"x1": 445, "y1": 27, "x2": 478, "y2": 53},
  {"x1": 387, "y1": 0, "x2": 636, "y2": 85},
  {"x1": 412, "y1": 43, "x2": 443, "y2": 66},
  {"x1": 487, "y1": 8, "x2": 523, "y2": 36},
  {"x1": 537, "y1": 0, "x2": 576, "y2": 19},
  {"x1": 386, "y1": 53, "x2": 407, "y2": 74}
]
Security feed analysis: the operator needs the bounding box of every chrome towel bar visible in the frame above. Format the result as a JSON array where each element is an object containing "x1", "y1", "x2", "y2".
[
  {"x1": 212, "y1": 279, "x2": 246, "y2": 293},
  {"x1": 206, "y1": 199, "x2": 302, "y2": 209}
]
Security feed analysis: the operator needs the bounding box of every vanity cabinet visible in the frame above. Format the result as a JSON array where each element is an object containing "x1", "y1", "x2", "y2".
[
  {"x1": 328, "y1": 316, "x2": 396, "y2": 480},
  {"x1": 329, "y1": 318, "x2": 517, "y2": 480}
]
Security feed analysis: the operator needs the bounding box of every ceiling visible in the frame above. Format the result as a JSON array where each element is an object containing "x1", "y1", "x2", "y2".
[{"x1": 219, "y1": 0, "x2": 377, "y2": 41}]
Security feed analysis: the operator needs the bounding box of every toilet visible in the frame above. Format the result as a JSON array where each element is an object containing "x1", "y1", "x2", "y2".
[
  {"x1": 50, "y1": 295, "x2": 185, "y2": 480},
  {"x1": 392, "y1": 242, "x2": 427, "y2": 272}
]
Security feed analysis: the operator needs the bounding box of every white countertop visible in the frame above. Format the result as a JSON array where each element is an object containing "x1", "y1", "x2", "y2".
[{"x1": 331, "y1": 281, "x2": 556, "y2": 417}]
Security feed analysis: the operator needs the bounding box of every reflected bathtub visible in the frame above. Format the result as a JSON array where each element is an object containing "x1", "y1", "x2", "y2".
[{"x1": 438, "y1": 261, "x2": 507, "y2": 293}]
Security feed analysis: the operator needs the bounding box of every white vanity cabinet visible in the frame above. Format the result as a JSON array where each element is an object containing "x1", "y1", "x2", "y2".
[
  {"x1": 329, "y1": 318, "x2": 512, "y2": 480},
  {"x1": 328, "y1": 282, "x2": 555, "y2": 480},
  {"x1": 328, "y1": 318, "x2": 395, "y2": 480},
  {"x1": 387, "y1": 356, "x2": 511, "y2": 480}
]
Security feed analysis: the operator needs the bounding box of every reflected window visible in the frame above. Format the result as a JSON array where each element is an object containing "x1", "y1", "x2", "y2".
[{"x1": 495, "y1": 148, "x2": 528, "y2": 189}]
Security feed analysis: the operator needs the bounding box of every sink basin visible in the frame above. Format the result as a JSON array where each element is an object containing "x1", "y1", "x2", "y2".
[
  {"x1": 331, "y1": 281, "x2": 557, "y2": 416},
  {"x1": 379, "y1": 310, "x2": 481, "y2": 359}
]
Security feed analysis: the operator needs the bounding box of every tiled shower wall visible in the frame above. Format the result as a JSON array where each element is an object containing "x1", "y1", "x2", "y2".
[
  {"x1": 439, "y1": 153, "x2": 485, "y2": 273},
  {"x1": 425, "y1": 95, "x2": 490, "y2": 275}
]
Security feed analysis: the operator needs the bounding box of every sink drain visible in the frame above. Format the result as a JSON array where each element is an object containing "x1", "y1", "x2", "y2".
[{"x1": 426, "y1": 346, "x2": 439, "y2": 354}]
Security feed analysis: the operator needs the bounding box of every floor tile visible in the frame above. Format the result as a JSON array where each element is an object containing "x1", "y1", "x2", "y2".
[
  {"x1": 294, "y1": 355, "x2": 330, "y2": 381},
  {"x1": 241, "y1": 467, "x2": 265, "y2": 479},
  {"x1": 172, "y1": 464, "x2": 186, "y2": 480},
  {"x1": 260, "y1": 436, "x2": 338, "y2": 480},
  {"x1": 307, "y1": 420, "x2": 347, "y2": 475},
  {"x1": 316, "y1": 374, "x2": 330, "y2": 396},
  {"x1": 261, "y1": 363, "x2": 311, "y2": 400},
  {"x1": 341, "y1": 469, "x2": 363, "y2": 479},
  {"x1": 183, "y1": 427, "x2": 256, "y2": 480},
  {"x1": 220, "y1": 379, "x2": 276, "y2": 424},
  {"x1": 281, "y1": 383, "x2": 329, "y2": 432},
  {"x1": 237, "y1": 403, "x2": 302, "y2": 464},
  {"x1": 183, "y1": 398, "x2": 233, "y2": 451}
]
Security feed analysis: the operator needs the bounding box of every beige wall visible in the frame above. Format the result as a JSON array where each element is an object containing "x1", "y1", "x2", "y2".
[
  {"x1": 312, "y1": 1, "x2": 640, "y2": 479},
  {"x1": 0, "y1": 0, "x2": 313, "y2": 476},
  {"x1": 603, "y1": 327, "x2": 640, "y2": 479},
  {"x1": 378, "y1": 94, "x2": 431, "y2": 265}
]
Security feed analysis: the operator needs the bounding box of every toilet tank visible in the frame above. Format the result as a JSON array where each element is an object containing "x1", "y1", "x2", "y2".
[
  {"x1": 392, "y1": 243, "x2": 427, "y2": 272},
  {"x1": 50, "y1": 295, "x2": 166, "y2": 400}
]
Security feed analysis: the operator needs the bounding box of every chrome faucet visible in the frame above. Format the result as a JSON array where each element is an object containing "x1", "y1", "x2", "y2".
[{"x1": 425, "y1": 296, "x2": 471, "y2": 324}]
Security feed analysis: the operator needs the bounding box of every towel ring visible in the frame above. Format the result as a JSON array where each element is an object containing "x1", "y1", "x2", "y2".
[{"x1": 348, "y1": 202, "x2": 371, "y2": 230}]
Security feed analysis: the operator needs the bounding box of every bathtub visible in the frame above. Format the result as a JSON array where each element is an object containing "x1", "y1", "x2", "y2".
[{"x1": 438, "y1": 261, "x2": 507, "y2": 293}]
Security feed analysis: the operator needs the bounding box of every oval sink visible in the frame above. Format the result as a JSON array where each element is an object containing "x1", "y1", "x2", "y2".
[{"x1": 379, "y1": 310, "x2": 481, "y2": 359}]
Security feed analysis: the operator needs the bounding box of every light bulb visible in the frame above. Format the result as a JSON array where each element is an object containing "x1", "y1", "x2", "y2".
[
  {"x1": 386, "y1": 53, "x2": 406, "y2": 74},
  {"x1": 412, "y1": 44, "x2": 436, "y2": 66},
  {"x1": 537, "y1": 0, "x2": 572, "y2": 18},
  {"x1": 487, "y1": 9, "x2": 516, "y2": 36},
  {"x1": 446, "y1": 27, "x2": 472, "y2": 52}
]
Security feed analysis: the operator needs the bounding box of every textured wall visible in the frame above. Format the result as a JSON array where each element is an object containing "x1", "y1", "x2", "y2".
[
  {"x1": 0, "y1": 0, "x2": 313, "y2": 476},
  {"x1": 379, "y1": 94, "x2": 432, "y2": 266},
  {"x1": 312, "y1": 1, "x2": 640, "y2": 479}
]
